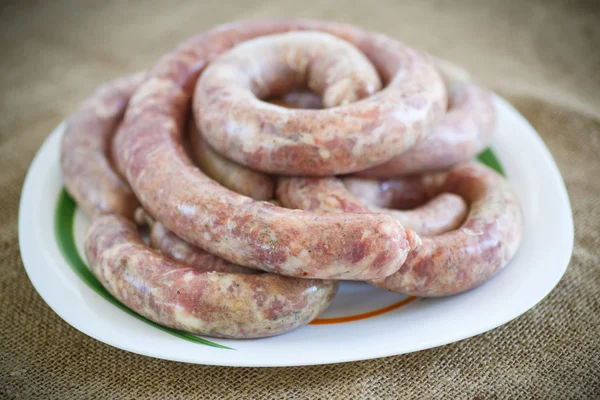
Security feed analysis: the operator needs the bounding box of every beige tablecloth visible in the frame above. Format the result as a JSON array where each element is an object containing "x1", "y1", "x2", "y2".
[{"x1": 1, "y1": 1, "x2": 599, "y2": 398}]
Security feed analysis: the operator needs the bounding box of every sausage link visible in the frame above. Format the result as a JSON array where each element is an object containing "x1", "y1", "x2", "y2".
[
  {"x1": 85, "y1": 215, "x2": 338, "y2": 339},
  {"x1": 357, "y1": 61, "x2": 495, "y2": 177},
  {"x1": 373, "y1": 195, "x2": 466, "y2": 237},
  {"x1": 281, "y1": 162, "x2": 523, "y2": 296},
  {"x1": 276, "y1": 177, "x2": 467, "y2": 237},
  {"x1": 194, "y1": 29, "x2": 446, "y2": 175},
  {"x1": 134, "y1": 209, "x2": 259, "y2": 274},
  {"x1": 187, "y1": 122, "x2": 275, "y2": 200},
  {"x1": 369, "y1": 162, "x2": 524, "y2": 296},
  {"x1": 111, "y1": 122, "x2": 129, "y2": 179},
  {"x1": 120, "y1": 20, "x2": 419, "y2": 280},
  {"x1": 60, "y1": 74, "x2": 143, "y2": 219}
]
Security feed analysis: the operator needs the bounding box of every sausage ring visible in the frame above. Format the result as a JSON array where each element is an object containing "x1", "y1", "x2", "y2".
[
  {"x1": 356, "y1": 60, "x2": 495, "y2": 177},
  {"x1": 59, "y1": 18, "x2": 525, "y2": 341},
  {"x1": 119, "y1": 20, "x2": 432, "y2": 280},
  {"x1": 279, "y1": 162, "x2": 524, "y2": 296},
  {"x1": 370, "y1": 162, "x2": 523, "y2": 296},
  {"x1": 194, "y1": 29, "x2": 446, "y2": 175},
  {"x1": 276, "y1": 177, "x2": 468, "y2": 237},
  {"x1": 85, "y1": 215, "x2": 337, "y2": 338},
  {"x1": 60, "y1": 74, "x2": 143, "y2": 219}
]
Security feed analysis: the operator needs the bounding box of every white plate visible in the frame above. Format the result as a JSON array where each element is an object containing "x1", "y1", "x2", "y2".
[{"x1": 19, "y1": 95, "x2": 573, "y2": 367}]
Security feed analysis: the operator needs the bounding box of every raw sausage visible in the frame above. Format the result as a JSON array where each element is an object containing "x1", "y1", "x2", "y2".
[
  {"x1": 276, "y1": 177, "x2": 467, "y2": 236},
  {"x1": 357, "y1": 61, "x2": 495, "y2": 177},
  {"x1": 194, "y1": 29, "x2": 446, "y2": 175},
  {"x1": 120, "y1": 20, "x2": 426, "y2": 280},
  {"x1": 60, "y1": 74, "x2": 143, "y2": 219},
  {"x1": 282, "y1": 162, "x2": 523, "y2": 296},
  {"x1": 135, "y1": 209, "x2": 258, "y2": 274},
  {"x1": 187, "y1": 122, "x2": 275, "y2": 200},
  {"x1": 84, "y1": 215, "x2": 338, "y2": 339},
  {"x1": 115, "y1": 93, "x2": 276, "y2": 201},
  {"x1": 371, "y1": 162, "x2": 523, "y2": 296}
]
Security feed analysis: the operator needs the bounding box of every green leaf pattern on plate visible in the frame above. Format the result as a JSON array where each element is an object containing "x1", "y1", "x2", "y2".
[{"x1": 54, "y1": 190, "x2": 233, "y2": 350}]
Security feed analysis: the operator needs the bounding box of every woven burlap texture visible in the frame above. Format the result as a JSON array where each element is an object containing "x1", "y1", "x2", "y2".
[{"x1": 1, "y1": 1, "x2": 598, "y2": 398}]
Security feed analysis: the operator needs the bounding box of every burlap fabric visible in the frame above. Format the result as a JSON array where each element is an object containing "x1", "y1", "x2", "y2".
[{"x1": 1, "y1": 1, "x2": 598, "y2": 398}]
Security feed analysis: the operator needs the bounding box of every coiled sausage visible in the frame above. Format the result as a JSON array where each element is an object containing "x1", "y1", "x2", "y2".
[
  {"x1": 85, "y1": 215, "x2": 338, "y2": 339},
  {"x1": 119, "y1": 20, "x2": 436, "y2": 280}
]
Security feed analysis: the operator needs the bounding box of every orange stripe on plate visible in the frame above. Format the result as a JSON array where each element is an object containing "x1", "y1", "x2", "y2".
[{"x1": 310, "y1": 296, "x2": 418, "y2": 325}]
